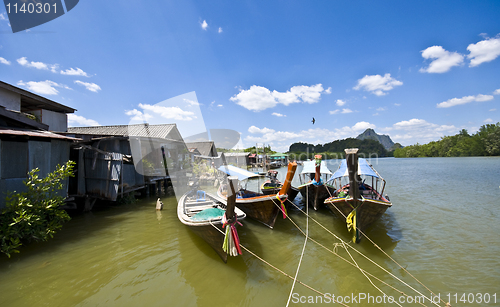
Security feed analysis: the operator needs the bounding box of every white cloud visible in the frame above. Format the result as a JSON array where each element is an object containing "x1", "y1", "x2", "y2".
[
  {"x1": 230, "y1": 84, "x2": 329, "y2": 111},
  {"x1": 201, "y1": 20, "x2": 208, "y2": 30},
  {"x1": 183, "y1": 98, "x2": 200, "y2": 106},
  {"x1": 387, "y1": 118, "x2": 459, "y2": 145},
  {"x1": 60, "y1": 67, "x2": 90, "y2": 77},
  {"x1": 68, "y1": 114, "x2": 100, "y2": 127},
  {"x1": 231, "y1": 86, "x2": 277, "y2": 111},
  {"x1": 467, "y1": 35, "x2": 500, "y2": 67},
  {"x1": 394, "y1": 103, "x2": 401, "y2": 106},
  {"x1": 138, "y1": 103, "x2": 196, "y2": 121},
  {"x1": 392, "y1": 118, "x2": 430, "y2": 130},
  {"x1": 484, "y1": 118, "x2": 494, "y2": 123},
  {"x1": 352, "y1": 121, "x2": 375, "y2": 131},
  {"x1": 494, "y1": 89, "x2": 500, "y2": 95},
  {"x1": 336, "y1": 99, "x2": 346, "y2": 106},
  {"x1": 272, "y1": 112, "x2": 286, "y2": 117},
  {"x1": 341, "y1": 108, "x2": 353, "y2": 114},
  {"x1": 376, "y1": 107, "x2": 386, "y2": 111},
  {"x1": 325, "y1": 87, "x2": 332, "y2": 94},
  {"x1": 490, "y1": 109, "x2": 496, "y2": 112},
  {"x1": 17, "y1": 80, "x2": 71, "y2": 95},
  {"x1": 217, "y1": 104, "x2": 223, "y2": 107},
  {"x1": 353, "y1": 74, "x2": 402, "y2": 96},
  {"x1": 248, "y1": 126, "x2": 273, "y2": 134},
  {"x1": 0, "y1": 57, "x2": 10, "y2": 65},
  {"x1": 218, "y1": 27, "x2": 223, "y2": 33},
  {"x1": 125, "y1": 109, "x2": 152, "y2": 122},
  {"x1": 419, "y1": 46, "x2": 464, "y2": 73},
  {"x1": 0, "y1": 13, "x2": 6, "y2": 20},
  {"x1": 475, "y1": 94, "x2": 494, "y2": 102},
  {"x1": 437, "y1": 94, "x2": 494, "y2": 108},
  {"x1": 17, "y1": 57, "x2": 58, "y2": 72},
  {"x1": 244, "y1": 121, "x2": 376, "y2": 152},
  {"x1": 329, "y1": 110, "x2": 340, "y2": 115},
  {"x1": 74, "y1": 80, "x2": 101, "y2": 92}
]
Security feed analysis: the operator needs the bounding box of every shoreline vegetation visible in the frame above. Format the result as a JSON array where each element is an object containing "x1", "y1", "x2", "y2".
[
  {"x1": 220, "y1": 123, "x2": 500, "y2": 160},
  {"x1": 1, "y1": 161, "x2": 75, "y2": 257},
  {"x1": 394, "y1": 123, "x2": 500, "y2": 158}
]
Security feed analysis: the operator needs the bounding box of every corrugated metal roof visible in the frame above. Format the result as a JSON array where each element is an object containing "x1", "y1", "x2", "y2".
[
  {"x1": 0, "y1": 80, "x2": 76, "y2": 113},
  {"x1": 224, "y1": 152, "x2": 250, "y2": 157},
  {"x1": 0, "y1": 128, "x2": 80, "y2": 140},
  {"x1": 68, "y1": 124, "x2": 180, "y2": 140},
  {"x1": 185, "y1": 141, "x2": 216, "y2": 157}
]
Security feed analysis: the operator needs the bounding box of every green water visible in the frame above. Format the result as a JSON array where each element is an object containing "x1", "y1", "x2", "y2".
[{"x1": 1, "y1": 157, "x2": 499, "y2": 306}]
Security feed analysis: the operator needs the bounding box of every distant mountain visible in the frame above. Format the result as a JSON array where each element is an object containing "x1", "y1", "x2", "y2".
[{"x1": 356, "y1": 129, "x2": 395, "y2": 151}]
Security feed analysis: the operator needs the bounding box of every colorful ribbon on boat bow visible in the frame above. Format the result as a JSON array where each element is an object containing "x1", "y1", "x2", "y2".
[
  {"x1": 346, "y1": 208, "x2": 358, "y2": 243},
  {"x1": 276, "y1": 193, "x2": 288, "y2": 219},
  {"x1": 222, "y1": 213, "x2": 242, "y2": 256}
]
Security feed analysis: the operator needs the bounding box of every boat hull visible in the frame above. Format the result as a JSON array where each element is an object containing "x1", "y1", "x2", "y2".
[
  {"x1": 188, "y1": 223, "x2": 228, "y2": 263},
  {"x1": 218, "y1": 187, "x2": 280, "y2": 228},
  {"x1": 177, "y1": 192, "x2": 245, "y2": 263},
  {"x1": 325, "y1": 187, "x2": 391, "y2": 239},
  {"x1": 298, "y1": 183, "x2": 333, "y2": 210},
  {"x1": 261, "y1": 182, "x2": 299, "y2": 202}
]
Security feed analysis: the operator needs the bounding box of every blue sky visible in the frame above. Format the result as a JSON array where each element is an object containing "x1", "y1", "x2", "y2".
[{"x1": 1, "y1": 1, "x2": 499, "y2": 152}]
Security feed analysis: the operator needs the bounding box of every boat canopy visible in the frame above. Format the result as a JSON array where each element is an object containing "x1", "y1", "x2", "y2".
[
  {"x1": 300, "y1": 160, "x2": 332, "y2": 175},
  {"x1": 328, "y1": 158, "x2": 379, "y2": 181},
  {"x1": 218, "y1": 165, "x2": 263, "y2": 181}
]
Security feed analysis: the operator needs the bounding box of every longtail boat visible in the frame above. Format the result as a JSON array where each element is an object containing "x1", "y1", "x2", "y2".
[
  {"x1": 297, "y1": 155, "x2": 334, "y2": 210},
  {"x1": 217, "y1": 162, "x2": 297, "y2": 228},
  {"x1": 261, "y1": 170, "x2": 299, "y2": 201},
  {"x1": 324, "y1": 148, "x2": 392, "y2": 243},
  {"x1": 177, "y1": 176, "x2": 246, "y2": 263}
]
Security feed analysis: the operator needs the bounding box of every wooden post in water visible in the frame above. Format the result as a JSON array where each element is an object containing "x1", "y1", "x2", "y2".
[
  {"x1": 313, "y1": 155, "x2": 322, "y2": 210},
  {"x1": 345, "y1": 148, "x2": 360, "y2": 200},
  {"x1": 345, "y1": 148, "x2": 360, "y2": 242},
  {"x1": 278, "y1": 161, "x2": 297, "y2": 196},
  {"x1": 225, "y1": 175, "x2": 238, "y2": 223},
  {"x1": 314, "y1": 155, "x2": 321, "y2": 183},
  {"x1": 156, "y1": 198, "x2": 163, "y2": 210}
]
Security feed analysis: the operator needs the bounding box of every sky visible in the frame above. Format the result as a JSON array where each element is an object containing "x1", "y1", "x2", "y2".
[{"x1": 1, "y1": 0, "x2": 499, "y2": 152}]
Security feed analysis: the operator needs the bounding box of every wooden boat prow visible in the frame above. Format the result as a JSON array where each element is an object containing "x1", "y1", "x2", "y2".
[
  {"x1": 324, "y1": 148, "x2": 392, "y2": 243},
  {"x1": 177, "y1": 190, "x2": 246, "y2": 263},
  {"x1": 217, "y1": 162, "x2": 297, "y2": 228}
]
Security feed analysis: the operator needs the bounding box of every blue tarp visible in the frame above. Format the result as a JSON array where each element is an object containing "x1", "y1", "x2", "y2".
[
  {"x1": 218, "y1": 165, "x2": 263, "y2": 181},
  {"x1": 328, "y1": 158, "x2": 379, "y2": 181}
]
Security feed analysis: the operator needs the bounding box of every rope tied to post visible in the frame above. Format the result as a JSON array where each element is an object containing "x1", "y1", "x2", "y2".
[
  {"x1": 276, "y1": 193, "x2": 288, "y2": 219},
  {"x1": 222, "y1": 213, "x2": 242, "y2": 256}
]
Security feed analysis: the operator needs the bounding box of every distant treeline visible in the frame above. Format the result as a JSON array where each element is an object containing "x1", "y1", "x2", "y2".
[
  {"x1": 394, "y1": 123, "x2": 500, "y2": 158},
  {"x1": 288, "y1": 138, "x2": 392, "y2": 160}
]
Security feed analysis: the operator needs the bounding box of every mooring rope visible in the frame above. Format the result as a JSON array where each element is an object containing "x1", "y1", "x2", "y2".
[
  {"x1": 341, "y1": 240, "x2": 404, "y2": 307},
  {"x1": 209, "y1": 219, "x2": 350, "y2": 307},
  {"x1": 279, "y1": 197, "x2": 443, "y2": 307},
  {"x1": 323, "y1": 184, "x2": 447, "y2": 306},
  {"x1": 286, "y1": 185, "x2": 309, "y2": 307},
  {"x1": 269, "y1": 197, "x2": 430, "y2": 307}
]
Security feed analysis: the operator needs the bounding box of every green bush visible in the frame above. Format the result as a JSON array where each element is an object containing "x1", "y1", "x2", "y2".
[{"x1": 0, "y1": 161, "x2": 75, "y2": 257}]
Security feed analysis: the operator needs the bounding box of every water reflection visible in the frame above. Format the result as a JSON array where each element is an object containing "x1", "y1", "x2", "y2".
[{"x1": 1, "y1": 158, "x2": 499, "y2": 306}]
